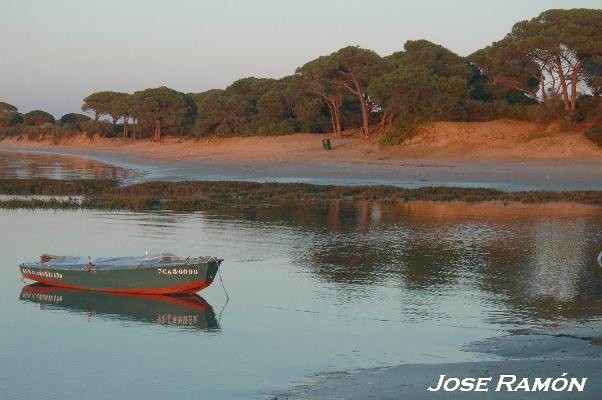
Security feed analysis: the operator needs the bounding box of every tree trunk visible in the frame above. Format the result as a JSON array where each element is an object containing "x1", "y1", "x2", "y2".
[
  {"x1": 323, "y1": 95, "x2": 343, "y2": 138},
  {"x1": 333, "y1": 96, "x2": 342, "y2": 136},
  {"x1": 379, "y1": 111, "x2": 388, "y2": 132},
  {"x1": 555, "y1": 56, "x2": 571, "y2": 111},
  {"x1": 386, "y1": 114, "x2": 394, "y2": 131},
  {"x1": 154, "y1": 119, "x2": 161, "y2": 142},
  {"x1": 570, "y1": 60, "x2": 586, "y2": 112},
  {"x1": 123, "y1": 115, "x2": 129, "y2": 138},
  {"x1": 325, "y1": 100, "x2": 336, "y2": 134},
  {"x1": 351, "y1": 77, "x2": 369, "y2": 137},
  {"x1": 540, "y1": 70, "x2": 547, "y2": 102},
  {"x1": 359, "y1": 96, "x2": 369, "y2": 137},
  {"x1": 570, "y1": 70, "x2": 578, "y2": 112}
]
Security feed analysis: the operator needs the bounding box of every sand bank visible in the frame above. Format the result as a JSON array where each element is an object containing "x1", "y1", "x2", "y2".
[{"x1": 275, "y1": 324, "x2": 602, "y2": 399}]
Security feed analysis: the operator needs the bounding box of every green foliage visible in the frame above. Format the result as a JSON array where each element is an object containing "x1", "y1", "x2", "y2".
[
  {"x1": 7, "y1": 9, "x2": 601, "y2": 144},
  {"x1": 370, "y1": 64, "x2": 468, "y2": 143},
  {"x1": 59, "y1": 113, "x2": 91, "y2": 127},
  {"x1": 0, "y1": 101, "x2": 17, "y2": 113},
  {"x1": 23, "y1": 110, "x2": 55, "y2": 126},
  {"x1": 575, "y1": 96, "x2": 602, "y2": 123},
  {"x1": 257, "y1": 90, "x2": 286, "y2": 121},
  {"x1": 585, "y1": 125, "x2": 602, "y2": 146},
  {"x1": 298, "y1": 46, "x2": 383, "y2": 135},
  {"x1": 292, "y1": 96, "x2": 328, "y2": 132},
  {"x1": 495, "y1": 9, "x2": 600, "y2": 111},
  {"x1": 468, "y1": 41, "x2": 540, "y2": 98},
  {"x1": 80, "y1": 120, "x2": 113, "y2": 137},
  {"x1": 398, "y1": 40, "x2": 470, "y2": 80},
  {"x1": 131, "y1": 86, "x2": 190, "y2": 140},
  {"x1": 82, "y1": 91, "x2": 123, "y2": 121},
  {"x1": 191, "y1": 89, "x2": 249, "y2": 136},
  {"x1": 0, "y1": 111, "x2": 24, "y2": 127},
  {"x1": 583, "y1": 60, "x2": 602, "y2": 96}
]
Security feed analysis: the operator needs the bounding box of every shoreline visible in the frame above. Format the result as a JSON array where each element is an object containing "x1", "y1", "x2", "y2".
[
  {"x1": 275, "y1": 324, "x2": 602, "y2": 399},
  {"x1": 1, "y1": 129, "x2": 601, "y2": 191}
]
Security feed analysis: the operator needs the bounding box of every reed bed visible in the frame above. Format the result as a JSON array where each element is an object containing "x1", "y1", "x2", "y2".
[{"x1": 0, "y1": 178, "x2": 600, "y2": 211}]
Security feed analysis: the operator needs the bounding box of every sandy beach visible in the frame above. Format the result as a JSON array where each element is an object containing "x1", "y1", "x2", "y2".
[{"x1": 1, "y1": 121, "x2": 601, "y2": 190}]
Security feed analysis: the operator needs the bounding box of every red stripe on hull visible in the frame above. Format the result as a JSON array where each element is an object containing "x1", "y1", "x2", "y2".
[{"x1": 22, "y1": 274, "x2": 213, "y2": 295}]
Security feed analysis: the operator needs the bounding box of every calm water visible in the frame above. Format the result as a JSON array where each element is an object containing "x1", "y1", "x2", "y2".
[
  {"x1": 0, "y1": 150, "x2": 144, "y2": 181},
  {"x1": 1, "y1": 153, "x2": 602, "y2": 399}
]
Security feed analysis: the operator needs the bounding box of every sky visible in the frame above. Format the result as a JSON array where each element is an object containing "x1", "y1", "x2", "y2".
[{"x1": 1, "y1": 0, "x2": 600, "y2": 117}]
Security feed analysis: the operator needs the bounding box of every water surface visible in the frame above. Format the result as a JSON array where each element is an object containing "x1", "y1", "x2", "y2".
[
  {"x1": 0, "y1": 150, "x2": 144, "y2": 182},
  {"x1": 1, "y1": 202, "x2": 602, "y2": 399},
  {"x1": 1, "y1": 151, "x2": 602, "y2": 399}
]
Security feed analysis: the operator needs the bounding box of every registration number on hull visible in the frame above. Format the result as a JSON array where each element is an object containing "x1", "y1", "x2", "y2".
[
  {"x1": 22, "y1": 268, "x2": 63, "y2": 279},
  {"x1": 157, "y1": 268, "x2": 199, "y2": 276}
]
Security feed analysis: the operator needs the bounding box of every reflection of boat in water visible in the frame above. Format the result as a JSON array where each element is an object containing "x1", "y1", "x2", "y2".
[{"x1": 20, "y1": 284, "x2": 219, "y2": 330}]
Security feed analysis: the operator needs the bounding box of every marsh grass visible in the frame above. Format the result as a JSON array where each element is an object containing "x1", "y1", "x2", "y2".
[{"x1": 0, "y1": 178, "x2": 600, "y2": 211}]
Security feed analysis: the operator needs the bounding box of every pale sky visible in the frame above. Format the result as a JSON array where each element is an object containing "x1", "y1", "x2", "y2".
[{"x1": 1, "y1": 0, "x2": 600, "y2": 117}]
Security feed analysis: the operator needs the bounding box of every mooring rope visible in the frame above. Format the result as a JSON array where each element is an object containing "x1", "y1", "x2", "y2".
[{"x1": 217, "y1": 266, "x2": 230, "y2": 324}]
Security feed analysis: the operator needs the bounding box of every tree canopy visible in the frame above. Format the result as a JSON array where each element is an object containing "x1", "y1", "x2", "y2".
[
  {"x1": 23, "y1": 110, "x2": 55, "y2": 126},
  {"x1": 132, "y1": 86, "x2": 190, "y2": 141},
  {"x1": 470, "y1": 9, "x2": 602, "y2": 111},
  {"x1": 0, "y1": 102, "x2": 17, "y2": 113},
  {"x1": 60, "y1": 113, "x2": 91, "y2": 127},
  {"x1": 82, "y1": 91, "x2": 127, "y2": 122},
  {"x1": 2, "y1": 8, "x2": 600, "y2": 144}
]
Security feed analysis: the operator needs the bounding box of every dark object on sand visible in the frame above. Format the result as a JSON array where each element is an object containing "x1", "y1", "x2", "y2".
[
  {"x1": 20, "y1": 253, "x2": 222, "y2": 294},
  {"x1": 322, "y1": 138, "x2": 332, "y2": 150}
]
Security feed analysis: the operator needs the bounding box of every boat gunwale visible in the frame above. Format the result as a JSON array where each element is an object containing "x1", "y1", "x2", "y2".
[{"x1": 19, "y1": 256, "x2": 223, "y2": 271}]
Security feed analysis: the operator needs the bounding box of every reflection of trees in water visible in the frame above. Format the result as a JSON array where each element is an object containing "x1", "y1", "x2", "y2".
[
  {"x1": 100, "y1": 212, "x2": 187, "y2": 242},
  {"x1": 293, "y1": 201, "x2": 478, "y2": 289},
  {"x1": 479, "y1": 219, "x2": 602, "y2": 323},
  {"x1": 281, "y1": 201, "x2": 602, "y2": 323},
  {"x1": 0, "y1": 152, "x2": 138, "y2": 180},
  {"x1": 529, "y1": 221, "x2": 586, "y2": 301},
  {"x1": 112, "y1": 201, "x2": 602, "y2": 323}
]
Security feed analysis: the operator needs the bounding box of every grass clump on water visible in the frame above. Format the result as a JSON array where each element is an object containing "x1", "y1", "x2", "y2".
[{"x1": 0, "y1": 178, "x2": 601, "y2": 211}]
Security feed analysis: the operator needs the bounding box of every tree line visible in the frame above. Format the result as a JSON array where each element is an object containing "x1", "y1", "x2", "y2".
[{"x1": 1, "y1": 8, "x2": 601, "y2": 144}]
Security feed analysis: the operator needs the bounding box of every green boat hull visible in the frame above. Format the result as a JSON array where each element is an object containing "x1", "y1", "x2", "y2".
[{"x1": 20, "y1": 259, "x2": 220, "y2": 294}]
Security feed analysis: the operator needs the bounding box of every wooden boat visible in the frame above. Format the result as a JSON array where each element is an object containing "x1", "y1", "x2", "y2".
[
  {"x1": 19, "y1": 253, "x2": 222, "y2": 294},
  {"x1": 20, "y1": 284, "x2": 219, "y2": 330}
]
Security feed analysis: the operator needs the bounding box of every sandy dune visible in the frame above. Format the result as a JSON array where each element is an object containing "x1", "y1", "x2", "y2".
[{"x1": 1, "y1": 120, "x2": 600, "y2": 164}]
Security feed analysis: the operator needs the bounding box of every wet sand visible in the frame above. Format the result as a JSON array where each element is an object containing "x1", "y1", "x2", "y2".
[
  {"x1": 275, "y1": 324, "x2": 602, "y2": 399},
  {"x1": 274, "y1": 360, "x2": 602, "y2": 399},
  {"x1": 1, "y1": 120, "x2": 601, "y2": 190},
  {"x1": 1, "y1": 145, "x2": 600, "y2": 191}
]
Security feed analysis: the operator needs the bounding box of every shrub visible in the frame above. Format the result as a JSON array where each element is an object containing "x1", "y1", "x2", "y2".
[
  {"x1": 0, "y1": 111, "x2": 24, "y2": 127},
  {"x1": 60, "y1": 113, "x2": 91, "y2": 129},
  {"x1": 559, "y1": 116, "x2": 576, "y2": 132},
  {"x1": 576, "y1": 96, "x2": 602, "y2": 123},
  {"x1": 23, "y1": 110, "x2": 55, "y2": 126},
  {"x1": 81, "y1": 120, "x2": 113, "y2": 137},
  {"x1": 585, "y1": 125, "x2": 602, "y2": 147}
]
